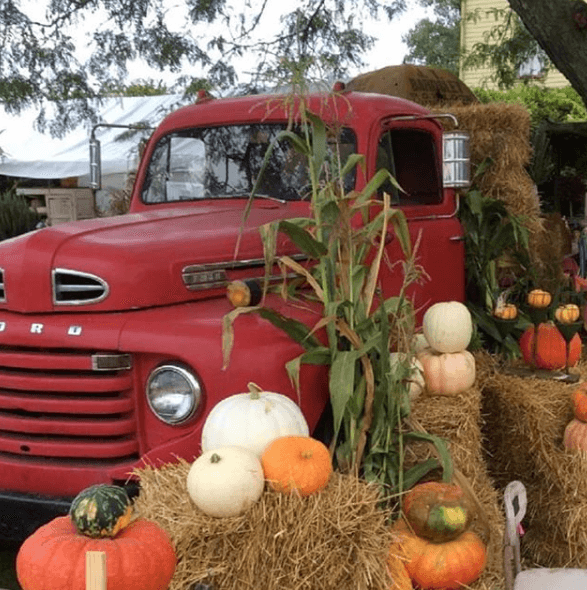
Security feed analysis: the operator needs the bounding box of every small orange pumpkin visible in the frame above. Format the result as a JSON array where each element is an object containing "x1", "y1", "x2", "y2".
[
  {"x1": 564, "y1": 418, "x2": 587, "y2": 452},
  {"x1": 571, "y1": 385, "x2": 587, "y2": 422},
  {"x1": 555, "y1": 303, "x2": 581, "y2": 324},
  {"x1": 403, "y1": 482, "x2": 473, "y2": 543},
  {"x1": 527, "y1": 289, "x2": 552, "y2": 308},
  {"x1": 519, "y1": 322, "x2": 581, "y2": 370},
  {"x1": 261, "y1": 436, "x2": 332, "y2": 496},
  {"x1": 493, "y1": 303, "x2": 518, "y2": 320},
  {"x1": 392, "y1": 519, "x2": 486, "y2": 590}
]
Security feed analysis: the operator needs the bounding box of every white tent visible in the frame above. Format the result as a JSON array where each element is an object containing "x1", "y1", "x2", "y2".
[{"x1": 0, "y1": 94, "x2": 187, "y2": 179}]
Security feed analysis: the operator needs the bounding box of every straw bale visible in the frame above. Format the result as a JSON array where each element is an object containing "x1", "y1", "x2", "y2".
[
  {"x1": 406, "y1": 375, "x2": 505, "y2": 590},
  {"x1": 433, "y1": 100, "x2": 569, "y2": 288},
  {"x1": 441, "y1": 102, "x2": 539, "y2": 221},
  {"x1": 133, "y1": 460, "x2": 400, "y2": 590},
  {"x1": 476, "y1": 350, "x2": 587, "y2": 568}
]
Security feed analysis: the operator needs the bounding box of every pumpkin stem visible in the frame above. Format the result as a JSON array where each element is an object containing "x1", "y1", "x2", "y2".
[
  {"x1": 247, "y1": 382, "x2": 262, "y2": 400},
  {"x1": 210, "y1": 453, "x2": 222, "y2": 463},
  {"x1": 301, "y1": 450, "x2": 314, "y2": 460}
]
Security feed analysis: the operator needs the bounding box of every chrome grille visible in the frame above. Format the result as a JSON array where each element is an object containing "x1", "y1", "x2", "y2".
[
  {"x1": 182, "y1": 254, "x2": 307, "y2": 291},
  {"x1": 53, "y1": 269, "x2": 109, "y2": 305},
  {"x1": 0, "y1": 347, "x2": 138, "y2": 464}
]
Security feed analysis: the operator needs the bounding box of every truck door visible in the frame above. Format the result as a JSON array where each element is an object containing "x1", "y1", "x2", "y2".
[{"x1": 373, "y1": 124, "x2": 466, "y2": 320}]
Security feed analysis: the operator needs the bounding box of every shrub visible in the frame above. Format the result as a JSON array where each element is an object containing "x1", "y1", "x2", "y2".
[{"x1": 0, "y1": 189, "x2": 43, "y2": 241}]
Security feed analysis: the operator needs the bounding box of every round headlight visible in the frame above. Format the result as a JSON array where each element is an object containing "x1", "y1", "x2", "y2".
[{"x1": 146, "y1": 364, "x2": 201, "y2": 425}]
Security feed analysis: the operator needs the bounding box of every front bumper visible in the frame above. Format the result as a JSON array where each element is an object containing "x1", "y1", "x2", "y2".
[{"x1": 0, "y1": 491, "x2": 72, "y2": 541}]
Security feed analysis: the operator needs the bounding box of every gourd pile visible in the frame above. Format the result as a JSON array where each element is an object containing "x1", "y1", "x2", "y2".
[
  {"x1": 14, "y1": 363, "x2": 492, "y2": 590},
  {"x1": 189, "y1": 382, "x2": 332, "y2": 518},
  {"x1": 16, "y1": 484, "x2": 176, "y2": 590},
  {"x1": 518, "y1": 289, "x2": 582, "y2": 370},
  {"x1": 564, "y1": 383, "x2": 587, "y2": 452},
  {"x1": 416, "y1": 301, "x2": 476, "y2": 396},
  {"x1": 393, "y1": 482, "x2": 487, "y2": 590}
]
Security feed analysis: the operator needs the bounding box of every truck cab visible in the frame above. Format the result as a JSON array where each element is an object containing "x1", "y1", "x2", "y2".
[{"x1": 0, "y1": 88, "x2": 468, "y2": 540}]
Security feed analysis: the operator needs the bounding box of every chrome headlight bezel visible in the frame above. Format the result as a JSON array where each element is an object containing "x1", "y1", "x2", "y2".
[{"x1": 146, "y1": 363, "x2": 202, "y2": 425}]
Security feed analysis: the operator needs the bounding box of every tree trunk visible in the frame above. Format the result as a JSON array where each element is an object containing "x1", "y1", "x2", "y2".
[{"x1": 508, "y1": 0, "x2": 587, "y2": 107}]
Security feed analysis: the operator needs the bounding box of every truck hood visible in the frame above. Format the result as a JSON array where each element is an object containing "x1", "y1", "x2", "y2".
[{"x1": 0, "y1": 202, "x2": 303, "y2": 313}]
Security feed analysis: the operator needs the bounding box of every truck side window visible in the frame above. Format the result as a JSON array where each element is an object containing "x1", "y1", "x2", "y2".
[{"x1": 376, "y1": 129, "x2": 442, "y2": 205}]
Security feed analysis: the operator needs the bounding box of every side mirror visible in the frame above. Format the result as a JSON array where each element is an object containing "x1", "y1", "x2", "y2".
[
  {"x1": 89, "y1": 137, "x2": 101, "y2": 190},
  {"x1": 443, "y1": 131, "x2": 470, "y2": 189}
]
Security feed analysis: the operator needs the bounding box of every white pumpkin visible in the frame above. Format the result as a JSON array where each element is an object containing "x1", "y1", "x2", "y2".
[
  {"x1": 187, "y1": 446, "x2": 265, "y2": 517},
  {"x1": 201, "y1": 382, "x2": 309, "y2": 457},
  {"x1": 423, "y1": 301, "x2": 473, "y2": 353},
  {"x1": 412, "y1": 332, "x2": 429, "y2": 354},
  {"x1": 417, "y1": 347, "x2": 476, "y2": 396},
  {"x1": 389, "y1": 352, "x2": 425, "y2": 403}
]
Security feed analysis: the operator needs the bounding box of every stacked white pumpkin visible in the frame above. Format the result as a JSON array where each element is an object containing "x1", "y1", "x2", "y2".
[
  {"x1": 186, "y1": 382, "x2": 314, "y2": 518},
  {"x1": 417, "y1": 301, "x2": 476, "y2": 396}
]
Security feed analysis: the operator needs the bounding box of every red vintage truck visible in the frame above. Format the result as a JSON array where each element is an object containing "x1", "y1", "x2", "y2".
[{"x1": 0, "y1": 87, "x2": 469, "y2": 540}]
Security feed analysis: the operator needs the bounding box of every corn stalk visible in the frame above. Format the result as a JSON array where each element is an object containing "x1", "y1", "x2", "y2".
[{"x1": 223, "y1": 95, "x2": 452, "y2": 496}]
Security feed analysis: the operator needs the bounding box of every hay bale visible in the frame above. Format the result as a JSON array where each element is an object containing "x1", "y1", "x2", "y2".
[
  {"x1": 133, "y1": 460, "x2": 399, "y2": 590},
  {"x1": 477, "y1": 351, "x2": 587, "y2": 568},
  {"x1": 406, "y1": 376, "x2": 505, "y2": 590},
  {"x1": 433, "y1": 101, "x2": 570, "y2": 290}
]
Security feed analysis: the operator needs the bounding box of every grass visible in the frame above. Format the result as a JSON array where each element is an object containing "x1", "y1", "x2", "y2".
[{"x1": 0, "y1": 544, "x2": 21, "y2": 590}]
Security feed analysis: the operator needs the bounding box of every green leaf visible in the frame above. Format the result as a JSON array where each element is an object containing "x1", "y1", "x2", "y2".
[
  {"x1": 257, "y1": 308, "x2": 321, "y2": 350},
  {"x1": 339, "y1": 153, "x2": 364, "y2": 179},
  {"x1": 400, "y1": 459, "x2": 442, "y2": 492},
  {"x1": 306, "y1": 112, "x2": 327, "y2": 181},
  {"x1": 277, "y1": 220, "x2": 327, "y2": 258},
  {"x1": 403, "y1": 431, "x2": 453, "y2": 482},
  {"x1": 329, "y1": 351, "x2": 358, "y2": 438}
]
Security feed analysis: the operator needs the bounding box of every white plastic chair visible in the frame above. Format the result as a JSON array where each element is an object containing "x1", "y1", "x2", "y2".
[{"x1": 504, "y1": 480, "x2": 587, "y2": 590}]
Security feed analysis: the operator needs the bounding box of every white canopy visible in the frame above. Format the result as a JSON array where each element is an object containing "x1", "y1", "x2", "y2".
[{"x1": 0, "y1": 94, "x2": 187, "y2": 179}]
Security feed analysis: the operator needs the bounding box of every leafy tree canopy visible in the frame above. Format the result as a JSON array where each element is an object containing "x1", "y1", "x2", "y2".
[
  {"x1": 461, "y1": 7, "x2": 550, "y2": 90},
  {"x1": 0, "y1": 0, "x2": 405, "y2": 135},
  {"x1": 474, "y1": 85, "x2": 587, "y2": 129},
  {"x1": 403, "y1": 0, "x2": 461, "y2": 75}
]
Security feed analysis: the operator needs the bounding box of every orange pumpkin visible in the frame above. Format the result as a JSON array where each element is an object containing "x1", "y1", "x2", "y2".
[
  {"x1": 261, "y1": 436, "x2": 332, "y2": 496},
  {"x1": 392, "y1": 519, "x2": 486, "y2": 590},
  {"x1": 403, "y1": 482, "x2": 473, "y2": 543},
  {"x1": 564, "y1": 418, "x2": 587, "y2": 452},
  {"x1": 527, "y1": 289, "x2": 552, "y2": 308},
  {"x1": 16, "y1": 516, "x2": 176, "y2": 590},
  {"x1": 555, "y1": 303, "x2": 581, "y2": 324},
  {"x1": 571, "y1": 385, "x2": 587, "y2": 422},
  {"x1": 519, "y1": 322, "x2": 581, "y2": 370},
  {"x1": 493, "y1": 303, "x2": 518, "y2": 320}
]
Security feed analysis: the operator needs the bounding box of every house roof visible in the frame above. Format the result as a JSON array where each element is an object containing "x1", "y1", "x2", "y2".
[{"x1": 0, "y1": 94, "x2": 187, "y2": 179}]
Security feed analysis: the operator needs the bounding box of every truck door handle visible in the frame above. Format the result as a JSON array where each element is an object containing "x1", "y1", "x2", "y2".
[{"x1": 449, "y1": 235, "x2": 465, "y2": 242}]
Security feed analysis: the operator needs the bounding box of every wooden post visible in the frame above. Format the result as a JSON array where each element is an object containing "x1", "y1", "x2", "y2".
[{"x1": 86, "y1": 551, "x2": 107, "y2": 590}]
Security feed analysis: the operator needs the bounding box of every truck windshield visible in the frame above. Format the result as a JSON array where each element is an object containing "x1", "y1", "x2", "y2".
[{"x1": 141, "y1": 124, "x2": 357, "y2": 203}]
